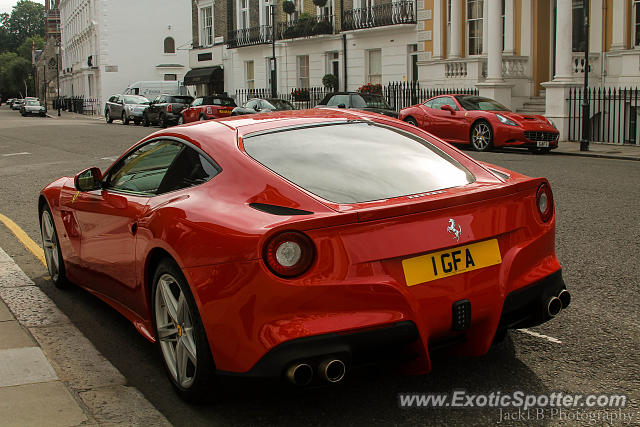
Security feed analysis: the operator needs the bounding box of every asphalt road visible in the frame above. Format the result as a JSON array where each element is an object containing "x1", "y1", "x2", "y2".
[{"x1": 0, "y1": 107, "x2": 638, "y2": 426}]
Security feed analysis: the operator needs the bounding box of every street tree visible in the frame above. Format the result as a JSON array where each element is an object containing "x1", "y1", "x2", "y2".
[{"x1": 2, "y1": 1, "x2": 44, "y2": 51}]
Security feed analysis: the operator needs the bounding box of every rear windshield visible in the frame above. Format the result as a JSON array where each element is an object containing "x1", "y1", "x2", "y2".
[
  {"x1": 243, "y1": 122, "x2": 473, "y2": 204},
  {"x1": 169, "y1": 96, "x2": 194, "y2": 104},
  {"x1": 203, "y1": 97, "x2": 236, "y2": 106}
]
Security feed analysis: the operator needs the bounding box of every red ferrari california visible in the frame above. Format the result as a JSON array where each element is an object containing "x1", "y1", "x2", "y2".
[
  {"x1": 39, "y1": 109, "x2": 570, "y2": 401},
  {"x1": 399, "y1": 94, "x2": 559, "y2": 152}
]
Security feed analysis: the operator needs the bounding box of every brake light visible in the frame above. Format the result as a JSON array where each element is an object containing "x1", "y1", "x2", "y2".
[
  {"x1": 536, "y1": 183, "x2": 554, "y2": 222},
  {"x1": 167, "y1": 104, "x2": 172, "y2": 112},
  {"x1": 263, "y1": 231, "x2": 315, "y2": 278}
]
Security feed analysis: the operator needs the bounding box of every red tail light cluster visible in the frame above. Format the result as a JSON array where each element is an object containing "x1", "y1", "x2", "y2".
[
  {"x1": 167, "y1": 104, "x2": 173, "y2": 112},
  {"x1": 263, "y1": 231, "x2": 315, "y2": 278},
  {"x1": 536, "y1": 183, "x2": 554, "y2": 222}
]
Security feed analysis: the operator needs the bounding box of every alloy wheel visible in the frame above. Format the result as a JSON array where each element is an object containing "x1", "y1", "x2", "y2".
[
  {"x1": 471, "y1": 122, "x2": 492, "y2": 151},
  {"x1": 155, "y1": 273, "x2": 197, "y2": 389},
  {"x1": 41, "y1": 210, "x2": 59, "y2": 282}
]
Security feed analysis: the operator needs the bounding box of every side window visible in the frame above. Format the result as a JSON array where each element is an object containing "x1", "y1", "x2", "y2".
[
  {"x1": 153, "y1": 96, "x2": 162, "y2": 104},
  {"x1": 350, "y1": 95, "x2": 367, "y2": 108},
  {"x1": 157, "y1": 146, "x2": 219, "y2": 194},
  {"x1": 245, "y1": 99, "x2": 259, "y2": 110},
  {"x1": 191, "y1": 98, "x2": 203, "y2": 107},
  {"x1": 113, "y1": 96, "x2": 120, "y2": 104},
  {"x1": 260, "y1": 100, "x2": 274, "y2": 110},
  {"x1": 423, "y1": 99, "x2": 435, "y2": 109},
  {"x1": 104, "y1": 140, "x2": 183, "y2": 195},
  {"x1": 109, "y1": 96, "x2": 116, "y2": 103},
  {"x1": 326, "y1": 94, "x2": 350, "y2": 107},
  {"x1": 440, "y1": 97, "x2": 459, "y2": 110}
]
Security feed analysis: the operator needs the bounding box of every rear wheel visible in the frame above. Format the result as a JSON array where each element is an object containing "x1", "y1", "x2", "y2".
[
  {"x1": 142, "y1": 113, "x2": 150, "y2": 127},
  {"x1": 121, "y1": 112, "x2": 129, "y2": 125},
  {"x1": 152, "y1": 259, "x2": 215, "y2": 402},
  {"x1": 471, "y1": 121, "x2": 493, "y2": 152},
  {"x1": 160, "y1": 113, "x2": 168, "y2": 128},
  {"x1": 404, "y1": 117, "x2": 418, "y2": 127},
  {"x1": 40, "y1": 204, "x2": 68, "y2": 289}
]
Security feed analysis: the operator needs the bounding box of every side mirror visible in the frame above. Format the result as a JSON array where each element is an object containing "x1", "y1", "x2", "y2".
[
  {"x1": 440, "y1": 104, "x2": 455, "y2": 114},
  {"x1": 74, "y1": 167, "x2": 102, "y2": 192}
]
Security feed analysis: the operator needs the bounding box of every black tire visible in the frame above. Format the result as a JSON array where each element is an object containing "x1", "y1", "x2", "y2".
[
  {"x1": 105, "y1": 110, "x2": 113, "y2": 123},
  {"x1": 404, "y1": 117, "x2": 418, "y2": 126},
  {"x1": 160, "y1": 113, "x2": 168, "y2": 128},
  {"x1": 177, "y1": 115, "x2": 184, "y2": 125},
  {"x1": 152, "y1": 258, "x2": 216, "y2": 402},
  {"x1": 134, "y1": 119, "x2": 141, "y2": 126},
  {"x1": 121, "y1": 112, "x2": 129, "y2": 125},
  {"x1": 142, "y1": 113, "x2": 150, "y2": 127},
  {"x1": 470, "y1": 121, "x2": 493, "y2": 152},
  {"x1": 40, "y1": 203, "x2": 69, "y2": 289}
]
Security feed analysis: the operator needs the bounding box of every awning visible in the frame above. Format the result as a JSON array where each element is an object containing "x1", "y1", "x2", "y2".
[{"x1": 183, "y1": 66, "x2": 223, "y2": 85}]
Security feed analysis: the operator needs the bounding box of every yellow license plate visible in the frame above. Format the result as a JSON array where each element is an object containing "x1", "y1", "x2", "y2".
[
  {"x1": 402, "y1": 239, "x2": 502, "y2": 286},
  {"x1": 220, "y1": 109, "x2": 231, "y2": 114}
]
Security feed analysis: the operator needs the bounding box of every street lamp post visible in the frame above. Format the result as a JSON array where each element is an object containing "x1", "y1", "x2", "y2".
[
  {"x1": 580, "y1": 0, "x2": 590, "y2": 151},
  {"x1": 270, "y1": 0, "x2": 277, "y2": 98},
  {"x1": 56, "y1": 43, "x2": 61, "y2": 116}
]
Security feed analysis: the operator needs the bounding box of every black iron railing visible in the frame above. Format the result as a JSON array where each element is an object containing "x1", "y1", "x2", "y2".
[
  {"x1": 227, "y1": 25, "x2": 272, "y2": 48},
  {"x1": 236, "y1": 82, "x2": 478, "y2": 112},
  {"x1": 568, "y1": 87, "x2": 639, "y2": 145},
  {"x1": 342, "y1": 1, "x2": 415, "y2": 31},
  {"x1": 54, "y1": 96, "x2": 99, "y2": 115},
  {"x1": 278, "y1": 15, "x2": 334, "y2": 39}
]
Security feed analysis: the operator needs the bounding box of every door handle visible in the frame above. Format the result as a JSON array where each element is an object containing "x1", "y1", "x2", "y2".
[{"x1": 130, "y1": 222, "x2": 138, "y2": 235}]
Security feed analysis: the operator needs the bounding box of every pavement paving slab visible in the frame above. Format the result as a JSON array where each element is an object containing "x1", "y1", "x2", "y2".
[
  {"x1": 0, "y1": 299, "x2": 13, "y2": 321},
  {"x1": 0, "y1": 347, "x2": 58, "y2": 387},
  {"x1": 0, "y1": 321, "x2": 36, "y2": 349},
  {"x1": 0, "y1": 381, "x2": 89, "y2": 427},
  {"x1": 0, "y1": 286, "x2": 71, "y2": 327}
]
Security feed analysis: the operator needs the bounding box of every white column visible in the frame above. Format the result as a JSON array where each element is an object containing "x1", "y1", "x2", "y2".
[
  {"x1": 449, "y1": 0, "x2": 461, "y2": 58},
  {"x1": 486, "y1": 0, "x2": 503, "y2": 80},
  {"x1": 432, "y1": 0, "x2": 442, "y2": 59},
  {"x1": 611, "y1": 0, "x2": 627, "y2": 50},
  {"x1": 503, "y1": 0, "x2": 515, "y2": 55},
  {"x1": 554, "y1": 0, "x2": 573, "y2": 81},
  {"x1": 482, "y1": 0, "x2": 488, "y2": 55}
]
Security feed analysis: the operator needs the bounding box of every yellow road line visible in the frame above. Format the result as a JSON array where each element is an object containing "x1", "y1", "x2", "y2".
[{"x1": 0, "y1": 213, "x2": 46, "y2": 267}]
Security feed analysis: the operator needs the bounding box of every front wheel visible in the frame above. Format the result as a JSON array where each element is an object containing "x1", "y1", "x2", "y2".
[
  {"x1": 404, "y1": 117, "x2": 418, "y2": 127},
  {"x1": 153, "y1": 259, "x2": 215, "y2": 402},
  {"x1": 470, "y1": 121, "x2": 493, "y2": 152},
  {"x1": 105, "y1": 110, "x2": 113, "y2": 123},
  {"x1": 121, "y1": 112, "x2": 129, "y2": 125},
  {"x1": 142, "y1": 113, "x2": 150, "y2": 127},
  {"x1": 40, "y1": 204, "x2": 68, "y2": 289}
]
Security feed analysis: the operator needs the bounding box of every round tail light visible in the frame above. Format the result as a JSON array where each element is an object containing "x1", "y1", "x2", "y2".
[
  {"x1": 536, "y1": 183, "x2": 554, "y2": 222},
  {"x1": 263, "y1": 231, "x2": 315, "y2": 278}
]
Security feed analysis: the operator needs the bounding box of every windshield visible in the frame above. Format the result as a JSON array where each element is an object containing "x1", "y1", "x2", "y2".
[
  {"x1": 243, "y1": 122, "x2": 473, "y2": 204},
  {"x1": 264, "y1": 99, "x2": 295, "y2": 110},
  {"x1": 123, "y1": 95, "x2": 150, "y2": 105},
  {"x1": 455, "y1": 96, "x2": 509, "y2": 111},
  {"x1": 26, "y1": 100, "x2": 41, "y2": 106},
  {"x1": 169, "y1": 96, "x2": 194, "y2": 104},
  {"x1": 353, "y1": 94, "x2": 393, "y2": 110}
]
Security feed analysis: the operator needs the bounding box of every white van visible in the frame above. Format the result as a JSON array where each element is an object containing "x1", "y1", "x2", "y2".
[{"x1": 123, "y1": 81, "x2": 188, "y2": 99}]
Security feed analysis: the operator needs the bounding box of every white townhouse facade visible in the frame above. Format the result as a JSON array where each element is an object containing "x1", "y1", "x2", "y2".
[
  {"x1": 186, "y1": 0, "x2": 420, "y2": 96},
  {"x1": 59, "y1": 0, "x2": 192, "y2": 111}
]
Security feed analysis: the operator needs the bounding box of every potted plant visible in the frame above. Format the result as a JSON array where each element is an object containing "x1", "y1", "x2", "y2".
[
  {"x1": 358, "y1": 83, "x2": 383, "y2": 95},
  {"x1": 322, "y1": 73, "x2": 338, "y2": 91},
  {"x1": 313, "y1": 0, "x2": 327, "y2": 7},
  {"x1": 282, "y1": 0, "x2": 296, "y2": 15},
  {"x1": 291, "y1": 88, "x2": 310, "y2": 102}
]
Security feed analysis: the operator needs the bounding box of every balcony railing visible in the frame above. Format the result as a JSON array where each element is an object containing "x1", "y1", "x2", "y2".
[
  {"x1": 278, "y1": 15, "x2": 334, "y2": 40},
  {"x1": 227, "y1": 25, "x2": 272, "y2": 48},
  {"x1": 342, "y1": 0, "x2": 415, "y2": 31}
]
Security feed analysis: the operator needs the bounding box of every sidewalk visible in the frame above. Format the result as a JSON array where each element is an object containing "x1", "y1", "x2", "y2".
[
  {"x1": 552, "y1": 140, "x2": 640, "y2": 161},
  {"x1": 0, "y1": 247, "x2": 170, "y2": 427},
  {"x1": 46, "y1": 109, "x2": 103, "y2": 121}
]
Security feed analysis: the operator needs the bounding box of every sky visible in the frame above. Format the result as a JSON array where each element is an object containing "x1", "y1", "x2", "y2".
[{"x1": 0, "y1": 0, "x2": 44, "y2": 15}]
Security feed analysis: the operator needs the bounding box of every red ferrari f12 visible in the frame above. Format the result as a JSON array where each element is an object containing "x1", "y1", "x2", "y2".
[{"x1": 39, "y1": 109, "x2": 569, "y2": 400}]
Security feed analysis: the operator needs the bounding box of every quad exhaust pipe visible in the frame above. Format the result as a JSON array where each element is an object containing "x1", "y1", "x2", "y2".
[
  {"x1": 286, "y1": 358, "x2": 347, "y2": 385},
  {"x1": 546, "y1": 289, "x2": 571, "y2": 318}
]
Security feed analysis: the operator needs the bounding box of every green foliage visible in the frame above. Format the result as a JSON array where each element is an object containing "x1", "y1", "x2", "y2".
[
  {"x1": 322, "y1": 73, "x2": 338, "y2": 91},
  {"x1": 282, "y1": 0, "x2": 296, "y2": 15},
  {"x1": 17, "y1": 35, "x2": 44, "y2": 60},
  {"x1": 0, "y1": 52, "x2": 34, "y2": 97},
  {"x1": 312, "y1": 0, "x2": 328, "y2": 7}
]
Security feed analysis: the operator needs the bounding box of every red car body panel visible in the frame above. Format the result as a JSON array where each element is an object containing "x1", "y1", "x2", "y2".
[
  {"x1": 181, "y1": 103, "x2": 234, "y2": 123},
  {"x1": 40, "y1": 109, "x2": 565, "y2": 376},
  {"x1": 399, "y1": 94, "x2": 560, "y2": 149}
]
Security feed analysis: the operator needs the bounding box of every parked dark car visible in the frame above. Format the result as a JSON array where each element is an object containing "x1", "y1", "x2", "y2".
[
  {"x1": 231, "y1": 98, "x2": 296, "y2": 116},
  {"x1": 105, "y1": 94, "x2": 150, "y2": 125},
  {"x1": 20, "y1": 99, "x2": 47, "y2": 117},
  {"x1": 143, "y1": 94, "x2": 194, "y2": 127},
  {"x1": 316, "y1": 92, "x2": 398, "y2": 118}
]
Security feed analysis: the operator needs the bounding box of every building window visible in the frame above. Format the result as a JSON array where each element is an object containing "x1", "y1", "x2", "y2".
[
  {"x1": 200, "y1": 6, "x2": 213, "y2": 46},
  {"x1": 164, "y1": 74, "x2": 178, "y2": 81},
  {"x1": 572, "y1": 0, "x2": 586, "y2": 52},
  {"x1": 238, "y1": 0, "x2": 249, "y2": 30},
  {"x1": 297, "y1": 55, "x2": 309, "y2": 88},
  {"x1": 246, "y1": 60, "x2": 255, "y2": 89},
  {"x1": 634, "y1": 0, "x2": 640, "y2": 46},
  {"x1": 446, "y1": 0, "x2": 451, "y2": 55},
  {"x1": 408, "y1": 44, "x2": 418, "y2": 83},
  {"x1": 467, "y1": 0, "x2": 483, "y2": 55},
  {"x1": 164, "y1": 37, "x2": 176, "y2": 54},
  {"x1": 501, "y1": 0, "x2": 505, "y2": 51},
  {"x1": 367, "y1": 49, "x2": 382, "y2": 84}
]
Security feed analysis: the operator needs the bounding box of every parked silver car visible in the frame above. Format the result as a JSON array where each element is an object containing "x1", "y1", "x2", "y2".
[
  {"x1": 20, "y1": 99, "x2": 47, "y2": 117},
  {"x1": 105, "y1": 94, "x2": 150, "y2": 125}
]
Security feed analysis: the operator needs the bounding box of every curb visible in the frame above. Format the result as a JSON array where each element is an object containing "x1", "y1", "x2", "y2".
[
  {"x1": 550, "y1": 150, "x2": 640, "y2": 162},
  {"x1": 0, "y1": 246, "x2": 170, "y2": 426}
]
